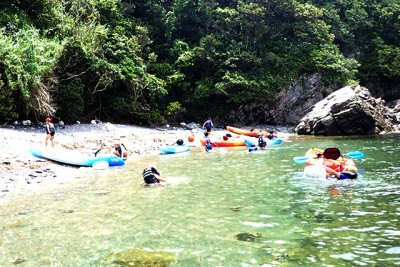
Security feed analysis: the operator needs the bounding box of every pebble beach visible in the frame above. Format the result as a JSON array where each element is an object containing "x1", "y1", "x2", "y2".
[{"x1": 0, "y1": 123, "x2": 201, "y2": 202}]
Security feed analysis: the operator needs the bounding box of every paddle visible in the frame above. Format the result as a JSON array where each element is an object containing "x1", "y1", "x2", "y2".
[
  {"x1": 293, "y1": 151, "x2": 365, "y2": 164},
  {"x1": 93, "y1": 143, "x2": 106, "y2": 157}
]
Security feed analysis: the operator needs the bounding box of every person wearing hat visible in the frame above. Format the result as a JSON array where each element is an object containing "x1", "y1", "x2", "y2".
[
  {"x1": 142, "y1": 164, "x2": 166, "y2": 185},
  {"x1": 45, "y1": 117, "x2": 55, "y2": 147},
  {"x1": 113, "y1": 140, "x2": 128, "y2": 160}
]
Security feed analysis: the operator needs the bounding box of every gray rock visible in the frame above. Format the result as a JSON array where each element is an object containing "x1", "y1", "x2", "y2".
[
  {"x1": 22, "y1": 120, "x2": 31, "y2": 126},
  {"x1": 295, "y1": 86, "x2": 396, "y2": 135}
]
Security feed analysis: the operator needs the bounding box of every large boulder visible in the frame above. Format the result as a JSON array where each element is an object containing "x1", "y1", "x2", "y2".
[{"x1": 295, "y1": 86, "x2": 397, "y2": 135}]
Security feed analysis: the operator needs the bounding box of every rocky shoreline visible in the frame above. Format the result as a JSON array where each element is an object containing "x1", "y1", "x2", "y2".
[{"x1": 0, "y1": 123, "x2": 204, "y2": 202}]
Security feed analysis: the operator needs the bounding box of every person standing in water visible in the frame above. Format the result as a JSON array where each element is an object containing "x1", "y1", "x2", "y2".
[{"x1": 204, "y1": 132, "x2": 213, "y2": 152}]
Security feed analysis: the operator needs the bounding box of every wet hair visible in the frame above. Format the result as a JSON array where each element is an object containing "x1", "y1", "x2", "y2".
[{"x1": 177, "y1": 139, "x2": 184, "y2": 145}]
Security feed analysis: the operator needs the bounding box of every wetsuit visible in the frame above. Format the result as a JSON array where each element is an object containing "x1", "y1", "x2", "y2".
[
  {"x1": 204, "y1": 120, "x2": 212, "y2": 133},
  {"x1": 46, "y1": 123, "x2": 55, "y2": 136},
  {"x1": 114, "y1": 145, "x2": 122, "y2": 157}
]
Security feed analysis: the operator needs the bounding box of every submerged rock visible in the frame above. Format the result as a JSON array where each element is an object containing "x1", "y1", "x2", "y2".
[
  {"x1": 235, "y1": 232, "x2": 262, "y2": 242},
  {"x1": 103, "y1": 248, "x2": 176, "y2": 266}
]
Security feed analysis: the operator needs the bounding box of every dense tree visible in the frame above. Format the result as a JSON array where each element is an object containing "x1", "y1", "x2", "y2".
[{"x1": 0, "y1": 0, "x2": 398, "y2": 124}]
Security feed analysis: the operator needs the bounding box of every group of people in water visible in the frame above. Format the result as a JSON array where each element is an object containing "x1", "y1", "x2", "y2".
[{"x1": 43, "y1": 116, "x2": 359, "y2": 186}]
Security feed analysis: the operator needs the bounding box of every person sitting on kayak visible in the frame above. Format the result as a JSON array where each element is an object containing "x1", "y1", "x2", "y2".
[
  {"x1": 267, "y1": 130, "x2": 275, "y2": 140},
  {"x1": 257, "y1": 130, "x2": 267, "y2": 149},
  {"x1": 142, "y1": 164, "x2": 167, "y2": 185},
  {"x1": 113, "y1": 140, "x2": 128, "y2": 160},
  {"x1": 204, "y1": 132, "x2": 212, "y2": 152}
]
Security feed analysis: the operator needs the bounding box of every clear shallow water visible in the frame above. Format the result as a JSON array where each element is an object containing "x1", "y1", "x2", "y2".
[{"x1": 0, "y1": 134, "x2": 399, "y2": 266}]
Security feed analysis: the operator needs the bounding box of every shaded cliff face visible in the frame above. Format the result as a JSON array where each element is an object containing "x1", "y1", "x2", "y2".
[
  {"x1": 226, "y1": 74, "x2": 334, "y2": 126},
  {"x1": 295, "y1": 86, "x2": 398, "y2": 135}
]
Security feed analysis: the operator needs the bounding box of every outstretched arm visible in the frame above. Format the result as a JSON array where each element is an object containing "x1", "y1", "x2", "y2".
[{"x1": 155, "y1": 174, "x2": 167, "y2": 183}]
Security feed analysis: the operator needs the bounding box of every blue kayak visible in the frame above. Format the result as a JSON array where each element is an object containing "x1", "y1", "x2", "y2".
[
  {"x1": 244, "y1": 138, "x2": 283, "y2": 147},
  {"x1": 159, "y1": 145, "x2": 190, "y2": 155},
  {"x1": 29, "y1": 146, "x2": 125, "y2": 167}
]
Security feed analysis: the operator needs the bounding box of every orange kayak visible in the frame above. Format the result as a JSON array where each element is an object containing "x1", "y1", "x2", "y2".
[
  {"x1": 200, "y1": 139, "x2": 246, "y2": 147},
  {"x1": 226, "y1": 126, "x2": 277, "y2": 138}
]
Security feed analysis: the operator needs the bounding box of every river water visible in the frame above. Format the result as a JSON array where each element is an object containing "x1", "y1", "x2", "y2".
[{"x1": 0, "y1": 134, "x2": 399, "y2": 266}]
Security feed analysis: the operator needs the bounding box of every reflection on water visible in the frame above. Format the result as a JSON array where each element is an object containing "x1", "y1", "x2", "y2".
[{"x1": 0, "y1": 134, "x2": 399, "y2": 266}]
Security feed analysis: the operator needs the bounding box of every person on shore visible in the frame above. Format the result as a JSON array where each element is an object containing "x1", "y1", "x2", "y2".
[
  {"x1": 45, "y1": 117, "x2": 55, "y2": 148},
  {"x1": 204, "y1": 132, "x2": 213, "y2": 152},
  {"x1": 142, "y1": 164, "x2": 167, "y2": 185},
  {"x1": 202, "y1": 117, "x2": 214, "y2": 135},
  {"x1": 113, "y1": 140, "x2": 128, "y2": 160}
]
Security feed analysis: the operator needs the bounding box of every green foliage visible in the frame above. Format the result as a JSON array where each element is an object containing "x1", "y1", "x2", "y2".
[
  {"x1": 310, "y1": 44, "x2": 359, "y2": 84},
  {"x1": 0, "y1": 75, "x2": 18, "y2": 122},
  {"x1": 0, "y1": 0, "x2": 399, "y2": 124},
  {"x1": 165, "y1": 101, "x2": 186, "y2": 121},
  {"x1": 0, "y1": 25, "x2": 62, "y2": 115},
  {"x1": 54, "y1": 78, "x2": 84, "y2": 123}
]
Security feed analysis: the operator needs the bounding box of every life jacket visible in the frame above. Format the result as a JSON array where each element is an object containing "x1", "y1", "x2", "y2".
[
  {"x1": 205, "y1": 137, "x2": 212, "y2": 145},
  {"x1": 258, "y1": 137, "x2": 266, "y2": 147},
  {"x1": 142, "y1": 167, "x2": 160, "y2": 184},
  {"x1": 324, "y1": 159, "x2": 346, "y2": 172}
]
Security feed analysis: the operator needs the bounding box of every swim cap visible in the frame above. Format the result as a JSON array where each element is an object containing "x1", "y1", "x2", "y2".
[
  {"x1": 346, "y1": 166, "x2": 358, "y2": 173},
  {"x1": 45, "y1": 117, "x2": 51, "y2": 122}
]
